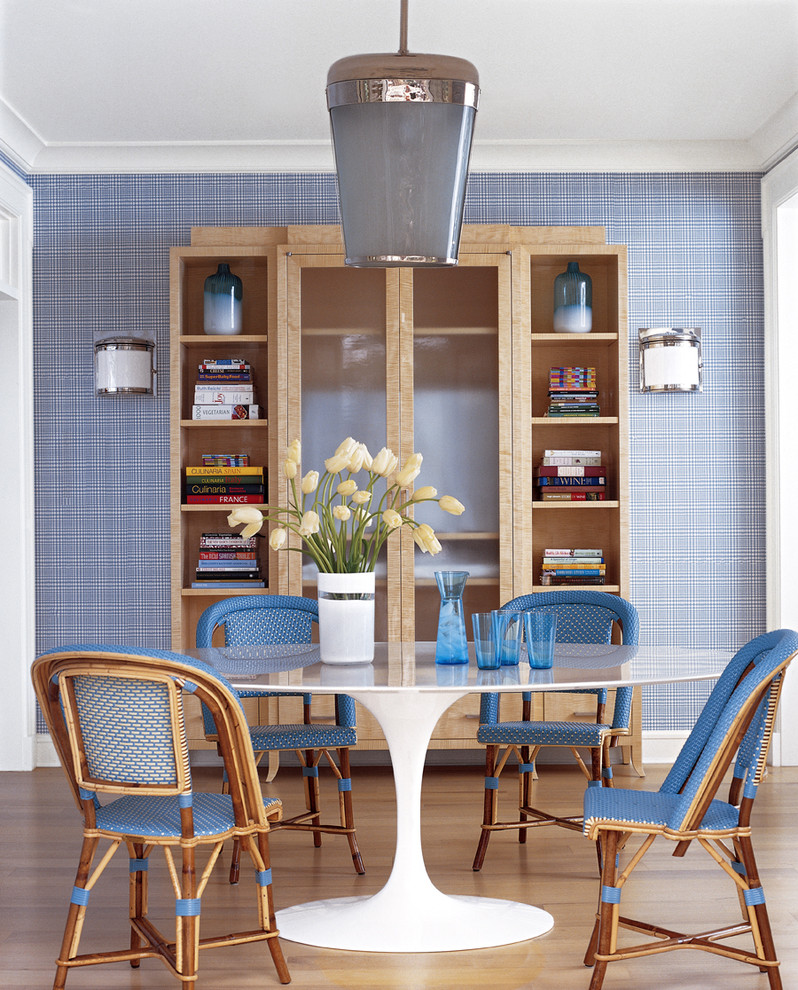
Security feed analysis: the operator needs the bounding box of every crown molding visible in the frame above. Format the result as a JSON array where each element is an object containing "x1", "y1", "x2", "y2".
[
  {"x1": 0, "y1": 89, "x2": 789, "y2": 175},
  {"x1": 11, "y1": 137, "x2": 768, "y2": 175}
]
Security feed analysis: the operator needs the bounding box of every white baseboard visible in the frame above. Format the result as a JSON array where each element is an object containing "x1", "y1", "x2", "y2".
[{"x1": 640, "y1": 731, "x2": 689, "y2": 765}]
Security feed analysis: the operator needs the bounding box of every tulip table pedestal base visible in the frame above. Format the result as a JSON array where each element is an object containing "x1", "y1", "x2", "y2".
[{"x1": 276, "y1": 687, "x2": 554, "y2": 952}]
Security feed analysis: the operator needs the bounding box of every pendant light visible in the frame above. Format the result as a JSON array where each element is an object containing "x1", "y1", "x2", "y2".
[{"x1": 326, "y1": 0, "x2": 480, "y2": 268}]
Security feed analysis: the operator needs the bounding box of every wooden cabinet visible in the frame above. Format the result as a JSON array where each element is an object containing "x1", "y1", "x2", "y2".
[{"x1": 171, "y1": 225, "x2": 634, "y2": 762}]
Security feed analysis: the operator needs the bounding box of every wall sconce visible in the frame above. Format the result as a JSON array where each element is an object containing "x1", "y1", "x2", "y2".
[
  {"x1": 326, "y1": 0, "x2": 479, "y2": 268},
  {"x1": 94, "y1": 334, "x2": 156, "y2": 395},
  {"x1": 639, "y1": 327, "x2": 702, "y2": 393}
]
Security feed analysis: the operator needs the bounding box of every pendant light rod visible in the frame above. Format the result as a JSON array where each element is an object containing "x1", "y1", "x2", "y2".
[{"x1": 399, "y1": 0, "x2": 409, "y2": 55}]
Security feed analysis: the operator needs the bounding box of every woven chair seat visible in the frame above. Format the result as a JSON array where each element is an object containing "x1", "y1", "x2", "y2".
[
  {"x1": 583, "y1": 786, "x2": 739, "y2": 836},
  {"x1": 478, "y1": 719, "x2": 612, "y2": 747},
  {"x1": 248, "y1": 723, "x2": 357, "y2": 750},
  {"x1": 93, "y1": 792, "x2": 282, "y2": 839}
]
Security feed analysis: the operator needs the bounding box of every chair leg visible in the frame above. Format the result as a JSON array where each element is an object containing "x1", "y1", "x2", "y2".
[
  {"x1": 228, "y1": 837, "x2": 242, "y2": 885},
  {"x1": 302, "y1": 749, "x2": 323, "y2": 847},
  {"x1": 253, "y1": 832, "x2": 291, "y2": 985},
  {"x1": 737, "y1": 837, "x2": 783, "y2": 989},
  {"x1": 177, "y1": 843, "x2": 199, "y2": 986},
  {"x1": 337, "y1": 747, "x2": 365, "y2": 874},
  {"x1": 54, "y1": 835, "x2": 100, "y2": 990},
  {"x1": 128, "y1": 842, "x2": 147, "y2": 966},
  {"x1": 587, "y1": 829, "x2": 620, "y2": 990},
  {"x1": 518, "y1": 745, "x2": 532, "y2": 844},
  {"x1": 473, "y1": 745, "x2": 498, "y2": 871}
]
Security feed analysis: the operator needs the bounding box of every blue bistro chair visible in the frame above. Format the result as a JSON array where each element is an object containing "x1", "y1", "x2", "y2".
[
  {"x1": 196, "y1": 595, "x2": 364, "y2": 880},
  {"x1": 31, "y1": 645, "x2": 290, "y2": 988},
  {"x1": 583, "y1": 628, "x2": 798, "y2": 990},
  {"x1": 473, "y1": 590, "x2": 639, "y2": 871}
]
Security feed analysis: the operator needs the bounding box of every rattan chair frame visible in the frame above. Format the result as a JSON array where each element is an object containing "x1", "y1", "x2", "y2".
[
  {"x1": 472, "y1": 591, "x2": 640, "y2": 871},
  {"x1": 582, "y1": 628, "x2": 798, "y2": 990},
  {"x1": 196, "y1": 595, "x2": 364, "y2": 879},
  {"x1": 32, "y1": 646, "x2": 291, "y2": 989}
]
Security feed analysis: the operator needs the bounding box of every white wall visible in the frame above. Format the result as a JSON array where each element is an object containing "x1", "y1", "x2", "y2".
[{"x1": 0, "y1": 164, "x2": 35, "y2": 770}]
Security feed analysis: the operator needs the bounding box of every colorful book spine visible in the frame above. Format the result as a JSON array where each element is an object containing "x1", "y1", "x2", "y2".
[
  {"x1": 191, "y1": 581, "x2": 265, "y2": 588},
  {"x1": 201, "y1": 454, "x2": 250, "y2": 467},
  {"x1": 185, "y1": 494, "x2": 265, "y2": 504},
  {"x1": 539, "y1": 491, "x2": 606, "y2": 501},
  {"x1": 191, "y1": 404, "x2": 260, "y2": 420},
  {"x1": 187, "y1": 465, "x2": 262, "y2": 476},
  {"x1": 542, "y1": 575, "x2": 606, "y2": 585},
  {"x1": 542, "y1": 559, "x2": 605, "y2": 568},
  {"x1": 193, "y1": 387, "x2": 256, "y2": 404},
  {"x1": 196, "y1": 559, "x2": 260, "y2": 569},
  {"x1": 541, "y1": 568, "x2": 605, "y2": 577},
  {"x1": 199, "y1": 532, "x2": 258, "y2": 548},
  {"x1": 535, "y1": 476, "x2": 606, "y2": 486},
  {"x1": 543, "y1": 449, "x2": 602, "y2": 458},
  {"x1": 196, "y1": 373, "x2": 253, "y2": 382},
  {"x1": 536, "y1": 466, "x2": 606, "y2": 477},
  {"x1": 541, "y1": 456, "x2": 602, "y2": 466},
  {"x1": 544, "y1": 548, "x2": 604, "y2": 556},
  {"x1": 198, "y1": 551, "x2": 258, "y2": 560},
  {"x1": 184, "y1": 483, "x2": 265, "y2": 495}
]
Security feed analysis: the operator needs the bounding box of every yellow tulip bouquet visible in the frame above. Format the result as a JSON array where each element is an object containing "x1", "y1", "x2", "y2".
[{"x1": 227, "y1": 437, "x2": 465, "y2": 573}]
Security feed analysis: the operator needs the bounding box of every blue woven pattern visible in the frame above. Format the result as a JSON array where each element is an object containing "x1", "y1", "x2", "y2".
[
  {"x1": 249, "y1": 723, "x2": 357, "y2": 750},
  {"x1": 72, "y1": 674, "x2": 179, "y2": 785},
  {"x1": 195, "y1": 596, "x2": 357, "y2": 737},
  {"x1": 479, "y1": 592, "x2": 639, "y2": 731},
  {"x1": 585, "y1": 629, "x2": 798, "y2": 835},
  {"x1": 195, "y1": 595, "x2": 318, "y2": 648},
  {"x1": 478, "y1": 720, "x2": 612, "y2": 747},
  {"x1": 584, "y1": 786, "x2": 739, "y2": 835},
  {"x1": 94, "y1": 792, "x2": 282, "y2": 839}
]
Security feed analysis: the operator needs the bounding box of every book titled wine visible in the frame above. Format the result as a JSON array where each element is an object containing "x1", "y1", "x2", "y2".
[{"x1": 535, "y1": 476, "x2": 606, "y2": 487}]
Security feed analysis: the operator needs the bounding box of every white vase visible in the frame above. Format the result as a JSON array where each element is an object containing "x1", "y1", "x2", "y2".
[{"x1": 317, "y1": 571, "x2": 375, "y2": 664}]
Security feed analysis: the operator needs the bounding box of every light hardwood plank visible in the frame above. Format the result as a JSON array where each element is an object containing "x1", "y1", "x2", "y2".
[{"x1": 2, "y1": 763, "x2": 796, "y2": 989}]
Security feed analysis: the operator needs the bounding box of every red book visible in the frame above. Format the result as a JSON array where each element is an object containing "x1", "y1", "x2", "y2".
[
  {"x1": 185, "y1": 494, "x2": 265, "y2": 504},
  {"x1": 539, "y1": 490, "x2": 606, "y2": 501}
]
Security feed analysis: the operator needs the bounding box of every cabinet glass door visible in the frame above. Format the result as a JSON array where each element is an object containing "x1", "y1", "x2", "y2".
[
  {"x1": 286, "y1": 256, "x2": 396, "y2": 640},
  {"x1": 410, "y1": 257, "x2": 512, "y2": 639}
]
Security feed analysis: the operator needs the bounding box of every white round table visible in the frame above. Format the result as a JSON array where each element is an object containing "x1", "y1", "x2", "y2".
[{"x1": 198, "y1": 641, "x2": 729, "y2": 953}]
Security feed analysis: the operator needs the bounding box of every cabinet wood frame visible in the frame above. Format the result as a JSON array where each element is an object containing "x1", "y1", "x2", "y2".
[{"x1": 171, "y1": 225, "x2": 635, "y2": 766}]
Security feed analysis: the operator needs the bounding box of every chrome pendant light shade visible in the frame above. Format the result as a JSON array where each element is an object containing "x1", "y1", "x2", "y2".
[{"x1": 326, "y1": 2, "x2": 479, "y2": 268}]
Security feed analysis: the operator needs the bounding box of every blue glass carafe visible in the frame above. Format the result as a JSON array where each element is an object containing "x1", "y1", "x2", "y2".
[{"x1": 434, "y1": 570, "x2": 469, "y2": 664}]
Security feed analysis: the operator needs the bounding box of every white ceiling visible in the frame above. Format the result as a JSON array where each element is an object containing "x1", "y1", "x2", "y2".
[{"x1": 2, "y1": 0, "x2": 798, "y2": 174}]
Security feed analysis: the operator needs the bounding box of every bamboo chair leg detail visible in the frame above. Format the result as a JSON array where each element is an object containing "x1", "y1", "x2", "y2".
[
  {"x1": 303, "y1": 749, "x2": 323, "y2": 848},
  {"x1": 518, "y1": 745, "x2": 532, "y2": 844},
  {"x1": 228, "y1": 837, "x2": 242, "y2": 885},
  {"x1": 473, "y1": 745, "x2": 498, "y2": 871},
  {"x1": 587, "y1": 830, "x2": 619, "y2": 990},
  {"x1": 337, "y1": 747, "x2": 365, "y2": 874},
  {"x1": 128, "y1": 841, "x2": 147, "y2": 966},
  {"x1": 738, "y1": 836, "x2": 783, "y2": 989},
  {"x1": 54, "y1": 834, "x2": 100, "y2": 990}
]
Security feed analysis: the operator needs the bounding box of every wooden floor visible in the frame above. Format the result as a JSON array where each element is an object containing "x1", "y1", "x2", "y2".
[{"x1": 2, "y1": 761, "x2": 797, "y2": 989}]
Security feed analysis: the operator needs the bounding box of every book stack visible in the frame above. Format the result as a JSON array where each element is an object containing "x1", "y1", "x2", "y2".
[
  {"x1": 540, "y1": 548, "x2": 605, "y2": 586},
  {"x1": 192, "y1": 358, "x2": 261, "y2": 420},
  {"x1": 546, "y1": 366, "x2": 599, "y2": 417},
  {"x1": 183, "y1": 459, "x2": 266, "y2": 504},
  {"x1": 192, "y1": 532, "x2": 264, "y2": 588},
  {"x1": 535, "y1": 449, "x2": 607, "y2": 501}
]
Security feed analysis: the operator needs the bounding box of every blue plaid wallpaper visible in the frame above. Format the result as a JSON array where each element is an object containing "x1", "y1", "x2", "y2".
[{"x1": 30, "y1": 170, "x2": 763, "y2": 732}]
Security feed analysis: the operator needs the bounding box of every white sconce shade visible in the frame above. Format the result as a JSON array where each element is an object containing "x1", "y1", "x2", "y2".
[
  {"x1": 95, "y1": 337, "x2": 156, "y2": 395},
  {"x1": 639, "y1": 327, "x2": 702, "y2": 393},
  {"x1": 326, "y1": 6, "x2": 479, "y2": 268}
]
